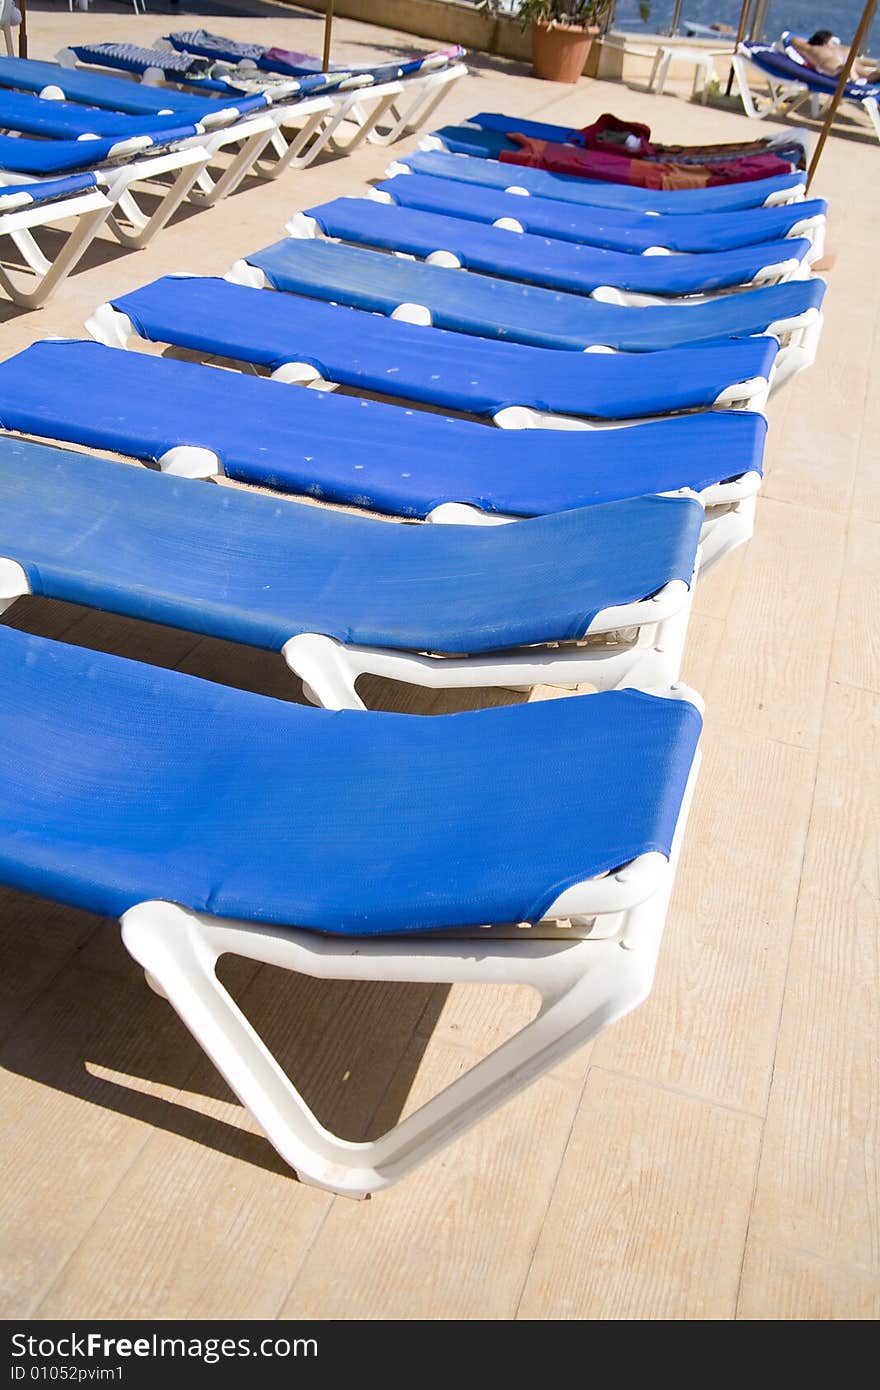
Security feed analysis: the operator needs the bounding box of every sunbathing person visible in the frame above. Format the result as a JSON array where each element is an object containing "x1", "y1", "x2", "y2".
[{"x1": 789, "y1": 30, "x2": 880, "y2": 82}]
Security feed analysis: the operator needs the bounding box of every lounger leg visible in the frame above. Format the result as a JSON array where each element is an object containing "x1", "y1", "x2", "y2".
[
  {"x1": 120, "y1": 814, "x2": 687, "y2": 1199},
  {"x1": 863, "y1": 97, "x2": 880, "y2": 144},
  {"x1": 0, "y1": 200, "x2": 112, "y2": 309},
  {"x1": 365, "y1": 69, "x2": 467, "y2": 147},
  {"x1": 323, "y1": 88, "x2": 402, "y2": 154},
  {"x1": 102, "y1": 150, "x2": 208, "y2": 250},
  {"x1": 252, "y1": 104, "x2": 338, "y2": 178}
]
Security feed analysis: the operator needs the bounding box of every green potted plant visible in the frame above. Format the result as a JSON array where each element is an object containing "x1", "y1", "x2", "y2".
[{"x1": 480, "y1": 1, "x2": 615, "y2": 83}]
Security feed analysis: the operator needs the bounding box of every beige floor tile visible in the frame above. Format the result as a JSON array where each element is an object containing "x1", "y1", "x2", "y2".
[
  {"x1": 279, "y1": 1038, "x2": 581, "y2": 1320},
  {"x1": 831, "y1": 518, "x2": 880, "y2": 694},
  {"x1": 594, "y1": 725, "x2": 814, "y2": 1111},
  {"x1": 749, "y1": 682, "x2": 880, "y2": 1270},
  {"x1": 517, "y1": 1069, "x2": 761, "y2": 1320},
  {"x1": 706, "y1": 498, "x2": 846, "y2": 748},
  {"x1": 738, "y1": 1239, "x2": 880, "y2": 1320}
]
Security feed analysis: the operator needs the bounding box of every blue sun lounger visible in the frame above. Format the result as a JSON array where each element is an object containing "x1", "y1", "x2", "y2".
[
  {"x1": 0, "y1": 122, "x2": 202, "y2": 176},
  {"x1": 0, "y1": 618, "x2": 702, "y2": 1195},
  {"x1": 429, "y1": 116, "x2": 808, "y2": 169},
  {"x1": 374, "y1": 172, "x2": 827, "y2": 258},
  {"x1": 392, "y1": 148, "x2": 808, "y2": 212},
  {"x1": 0, "y1": 173, "x2": 114, "y2": 307},
  {"x1": 461, "y1": 111, "x2": 810, "y2": 167},
  {"x1": 167, "y1": 28, "x2": 463, "y2": 83},
  {"x1": 0, "y1": 84, "x2": 264, "y2": 139},
  {"x1": 163, "y1": 30, "x2": 468, "y2": 145},
  {"x1": 0, "y1": 54, "x2": 272, "y2": 117},
  {"x1": 732, "y1": 42, "x2": 880, "y2": 142},
  {"x1": 65, "y1": 41, "x2": 308, "y2": 97},
  {"x1": 233, "y1": 237, "x2": 825, "y2": 383},
  {"x1": 0, "y1": 434, "x2": 703, "y2": 705},
  {"x1": 0, "y1": 340, "x2": 765, "y2": 565},
  {"x1": 88, "y1": 274, "x2": 777, "y2": 422},
  {"x1": 0, "y1": 124, "x2": 216, "y2": 253},
  {"x1": 292, "y1": 195, "x2": 812, "y2": 298}
]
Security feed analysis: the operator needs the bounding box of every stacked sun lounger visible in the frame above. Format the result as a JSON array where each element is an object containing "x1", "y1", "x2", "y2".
[
  {"x1": 0, "y1": 103, "x2": 830, "y2": 1200},
  {"x1": 0, "y1": 41, "x2": 468, "y2": 306}
]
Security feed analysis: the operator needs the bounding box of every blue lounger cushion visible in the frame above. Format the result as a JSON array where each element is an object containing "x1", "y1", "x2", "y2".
[
  {"x1": 0, "y1": 87, "x2": 222, "y2": 139},
  {"x1": 111, "y1": 275, "x2": 778, "y2": 420},
  {"x1": 0, "y1": 435, "x2": 703, "y2": 654},
  {"x1": 0, "y1": 626, "x2": 702, "y2": 932},
  {"x1": 0, "y1": 341, "x2": 767, "y2": 517},
  {"x1": 0, "y1": 124, "x2": 201, "y2": 175},
  {"x1": 375, "y1": 173, "x2": 828, "y2": 254},
  {"x1": 0, "y1": 172, "x2": 99, "y2": 210},
  {"x1": 0, "y1": 55, "x2": 270, "y2": 116},
  {"x1": 246, "y1": 237, "x2": 826, "y2": 352},
  {"x1": 303, "y1": 196, "x2": 811, "y2": 296},
  {"x1": 398, "y1": 149, "x2": 808, "y2": 213}
]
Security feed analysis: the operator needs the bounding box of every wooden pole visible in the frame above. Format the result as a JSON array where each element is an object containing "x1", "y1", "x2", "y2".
[
  {"x1": 807, "y1": 0, "x2": 877, "y2": 189},
  {"x1": 17, "y1": 0, "x2": 27, "y2": 59},
  {"x1": 321, "y1": 1, "x2": 334, "y2": 73}
]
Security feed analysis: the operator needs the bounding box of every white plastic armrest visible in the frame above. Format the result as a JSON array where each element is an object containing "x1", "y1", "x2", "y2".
[
  {"x1": 0, "y1": 558, "x2": 29, "y2": 616},
  {"x1": 270, "y1": 361, "x2": 324, "y2": 386},
  {"x1": 285, "y1": 212, "x2": 320, "y2": 239},
  {"x1": 38, "y1": 84, "x2": 66, "y2": 100},
  {"x1": 424, "y1": 249, "x2": 461, "y2": 268},
  {"x1": 365, "y1": 188, "x2": 395, "y2": 204},
  {"x1": 492, "y1": 216, "x2": 524, "y2": 232},
  {"x1": 84, "y1": 302, "x2": 133, "y2": 350},
  {"x1": 383, "y1": 161, "x2": 412, "y2": 176},
  {"x1": 503, "y1": 185, "x2": 530, "y2": 196},
  {"x1": 225, "y1": 260, "x2": 268, "y2": 289},
  {"x1": 642, "y1": 245, "x2": 673, "y2": 255},
  {"x1": 390, "y1": 302, "x2": 433, "y2": 325},
  {"x1": 427, "y1": 503, "x2": 515, "y2": 526},
  {"x1": 157, "y1": 446, "x2": 222, "y2": 479}
]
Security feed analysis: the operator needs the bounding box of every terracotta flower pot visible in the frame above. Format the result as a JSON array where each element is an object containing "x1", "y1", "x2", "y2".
[{"x1": 531, "y1": 21, "x2": 597, "y2": 83}]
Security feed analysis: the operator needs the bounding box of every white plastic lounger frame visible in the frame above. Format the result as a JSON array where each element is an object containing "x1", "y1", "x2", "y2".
[
  {"x1": 110, "y1": 692, "x2": 699, "y2": 1198},
  {"x1": 286, "y1": 206, "x2": 807, "y2": 304},
  {"x1": 0, "y1": 183, "x2": 112, "y2": 307},
  {"x1": 406, "y1": 148, "x2": 809, "y2": 208},
  {"x1": 87, "y1": 293, "x2": 773, "y2": 424},
  {"x1": 0, "y1": 472, "x2": 701, "y2": 709}
]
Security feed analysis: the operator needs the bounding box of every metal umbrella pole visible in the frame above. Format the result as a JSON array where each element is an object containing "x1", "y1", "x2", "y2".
[
  {"x1": 322, "y1": 1, "x2": 335, "y2": 73},
  {"x1": 807, "y1": 0, "x2": 877, "y2": 189},
  {"x1": 17, "y1": 0, "x2": 27, "y2": 59},
  {"x1": 726, "y1": 0, "x2": 755, "y2": 95},
  {"x1": 669, "y1": 0, "x2": 684, "y2": 37}
]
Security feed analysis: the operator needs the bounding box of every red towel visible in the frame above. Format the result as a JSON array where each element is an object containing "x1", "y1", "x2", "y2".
[{"x1": 498, "y1": 135, "x2": 792, "y2": 189}]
